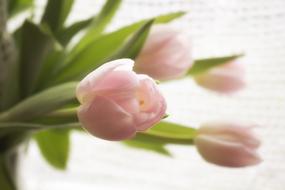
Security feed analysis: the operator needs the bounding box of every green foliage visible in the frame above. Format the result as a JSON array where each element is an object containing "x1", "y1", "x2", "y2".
[
  {"x1": 0, "y1": 33, "x2": 19, "y2": 111},
  {"x1": 35, "y1": 129, "x2": 70, "y2": 169},
  {"x1": 0, "y1": 0, "x2": 192, "y2": 171},
  {"x1": 0, "y1": 122, "x2": 79, "y2": 137},
  {"x1": 48, "y1": 11, "x2": 186, "y2": 86},
  {"x1": 50, "y1": 20, "x2": 153, "y2": 85},
  {"x1": 19, "y1": 20, "x2": 54, "y2": 97},
  {"x1": 110, "y1": 19, "x2": 154, "y2": 59},
  {"x1": 124, "y1": 139, "x2": 171, "y2": 156},
  {"x1": 8, "y1": 0, "x2": 33, "y2": 17},
  {"x1": 0, "y1": 82, "x2": 77, "y2": 122},
  {"x1": 41, "y1": 0, "x2": 74, "y2": 33},
  {"x1": 72, "y1": 0, "x2": 122, "y2": 55},
  {"x1": 57, "y1": 18, "x2": 93, "y2": 46},
  {"x1": 124, "y1": 121, "x2": 197, "y2": 155},
  {"x1": 188, "y1": 54, "x2": 243, "y2": 75}
]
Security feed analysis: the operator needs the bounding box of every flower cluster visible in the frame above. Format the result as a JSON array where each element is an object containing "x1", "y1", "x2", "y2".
[{"x1": 76, "y1": 25, "x2": 260, "y2": 167}]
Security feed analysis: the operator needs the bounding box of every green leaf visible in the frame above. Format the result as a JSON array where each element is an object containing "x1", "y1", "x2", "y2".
[
  {"x1": 50, "y1": 19, "x2": 152, "y2": 84},
  {"x1": 153, "y1": 11, "x2": 186, "y2": 23},
  {"x1": 0, "y1": 33, "x2": 19, "y2": 111},
  {"x1": 123, "y1": 121, "x2": 197, "y2": 155},
  {"x1": 108, "y1": 19, "x2": 154, "y2": 59},
  {"x1": 0, "y1": 122, "x2": 80, "y2": 137},
  {"x1": 19, "y1": 20, "x2": 53, "y2": 97},
  {"x1": 35, "y1": 129, "x2": 70, "y2": 169},
  {"x1": 147, "y1": 121, "x2": 197, "y2": 141},
  {"x1": 72, "y1": 0, "x2": 122, "y2": 55},
  {"x1": 49, "y1": 11, "x2": 185, "y2": 85},
  {"x1": 8, "y1": 0, "x2": 33, "y2": 18},
  {"x1": 35, "y1": 48, "x2": 66, "y2": 91},
  {"x1": 57, "y1": 18, "x2": 93, "y2": 46},
  {"x1": 41, "y1": 0, "x2": 74, "y2": 32},
  {"x1": 123, "y1": 139, "x2": 171, "y2": 156},
  {"x1": 33, "y1": 107, "x2": 79, "y2": 125},
  {"x1": 188, "y1": 55, "x2": 243, "y2": 76},
  {"x1": 72, "y1": 10, "x2": 185, "y2": 57},
  {"x1": 0, "y1": 82, "x2": 77, "y2": 122}
]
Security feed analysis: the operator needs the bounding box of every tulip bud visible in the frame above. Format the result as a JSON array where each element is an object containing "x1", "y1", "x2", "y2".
[
  {"x1": 76, "y1": 59, "x2": 167, "y2": 141},
  {"x1": 194, "y1": 59, "x2": 245, "y2": 94},
  {"x1": 194, "y1": 122, "x2": 261, "y2": 167},
  {"x1": 134, "y1": 25, "x2": 193, "y2": 81}
]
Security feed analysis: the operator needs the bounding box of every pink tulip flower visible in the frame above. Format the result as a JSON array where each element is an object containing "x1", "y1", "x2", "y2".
[
  {"x1": 76, "y1": 59, "x2": 167, "y2": 141},
  {"x1": 194, "y1": 59, "x2": 245, "y2": 94},
  {"x1": 194, "y1": 122, "x2": 262, "y2": 167},
  {"x1": 134, "y1": 25, "x2": 193, "y2": 81}
]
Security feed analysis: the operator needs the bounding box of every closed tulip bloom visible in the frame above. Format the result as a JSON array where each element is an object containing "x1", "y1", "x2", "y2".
[
  {"x1": 76, "y1": 59, "x2": 167, "y2": 141},
  {"x1": 194, "y1": 59, "x2": 245, "y2": 94},
  {"x1": 134, "y1": 25, "x2": 193, "y2": 81},
  {"x1": 194, "y1": 123, "x2": 261, "y2": 167}
]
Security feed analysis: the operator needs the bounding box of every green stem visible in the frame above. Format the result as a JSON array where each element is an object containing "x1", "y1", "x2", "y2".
[
  {"x1": 137, "y1": 131, "x2": 195, "y2": 145},
  {"x1": 0, "y1": 122, "x2": 80, "y2": 135},
  {"x1": 0, "y1": 82, "x2": 77, "y2": 122}
]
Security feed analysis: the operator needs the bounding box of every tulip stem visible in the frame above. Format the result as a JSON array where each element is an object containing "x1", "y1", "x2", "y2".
[
  {"x1": 137, "y1": 132, "x2": 195, "y2": 145},
  {"x1": 0, "y1": 82, "x2": 77, "y2": 122},
  {"x1": 0, "y1": 122, "x2": 80, "y2": 132}
]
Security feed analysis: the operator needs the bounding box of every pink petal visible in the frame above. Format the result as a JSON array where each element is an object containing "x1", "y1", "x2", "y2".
[
  {"x1": 199, "y1": 123, "x2": 261, "y2": 148},
  {"x1": 195, "y1": 135, "x2": 262, "y2": 167},
  {"x1": 195, "y1": 68, "x2": 245, "y2": 94},
  {"x1": 76, "y1": 59, "x2": 135, "y2": 103},
  {"x1": 78, "y1": 96, "x2": 136, "y2": 141},
  {"x1": 134, "y1": 75, "x2": 167, "y2": 130}
]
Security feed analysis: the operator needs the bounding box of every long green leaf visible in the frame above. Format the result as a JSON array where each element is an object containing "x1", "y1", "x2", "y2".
[
  {"x1": 123, "y1": 139, "x2": 171, "y2": 156},
  {"x1": 41, "y1": 0, "x2": 74, "y2": 32},
  {"x1": 8, "y1": 0, "x2": 33, "y2": 18},
  {"x1": 72, "y1": 10, "x2": 185, "y2": 57},
  {"x1": 33, "y1": 107, "x2": 78, "y2": 125},
  {"x1": 19, "y1": 20, "x2": 53, "y2": 97},
  {"x1": 0, "y1": 33, "x2": 19, "y2": 111},
  {"x1": 147, "y1": 121, "x2": 197, "y2": 141},
  {"x1": 188, "y1": 55, "x2": 243, "y2": 76},
  {"x1": 35, "y1": 129, "x2": 70, "y2": 169},
  {"x1": 57, "y1": 18, "x2": 93, "y2": 46},
  {"x1": 35, "y1": 48, "x2": 66, "y2": 91},
  {"x1": 0, "y1": 122, "x2": 79, "y2": 137},
  {"x1": 72, "y1": 0, "x2": 122, "y2": 55},
  {"x1": 50, "y1": 19, "x2": 153, "y2": 85},
  {"x1": 0, "y1": 82, "x2": 77, "y2": 122},
  {"x1": 49, "y1": 12, "x2": 185, "y2": 85},
  {"x1": 124, "y1": 121, "x2": 196, "y2": 155},
  {"x1": 110, "y1": 19, "x2": 154, "y2": 59}
]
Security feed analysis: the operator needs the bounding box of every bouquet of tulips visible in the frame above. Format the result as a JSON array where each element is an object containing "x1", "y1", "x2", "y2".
[{"x1": 0, "y1": 0, "x2": 261, "y2": 189}]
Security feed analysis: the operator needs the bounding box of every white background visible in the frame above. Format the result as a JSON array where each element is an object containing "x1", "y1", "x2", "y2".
[{"x1": 17, "y1": 0, "x2": 285, "y2": 189}]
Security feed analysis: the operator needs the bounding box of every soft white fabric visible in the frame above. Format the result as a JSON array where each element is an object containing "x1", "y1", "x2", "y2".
[{"x1": 20, "y1": 0, "x2": 285, "y2": 189}]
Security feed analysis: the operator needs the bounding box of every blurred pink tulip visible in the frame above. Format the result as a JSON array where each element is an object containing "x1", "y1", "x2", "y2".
[
  {"x1": 194, "y1": 122, "x2": 262, "y2": 167},
  {"x1": 134, "y1": 25, "x2": 193, "y2": 81},
  {"x1": 76, "y1": 59, "x2": 167, "y2": 141},
  {"x1": 194, "y1": 59, "x2": 245, "y2": 94}
]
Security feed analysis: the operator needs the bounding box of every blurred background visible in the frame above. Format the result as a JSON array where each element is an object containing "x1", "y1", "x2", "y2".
[{"x1": 15, "y1": 0, "x2": 285, "y2": 189}]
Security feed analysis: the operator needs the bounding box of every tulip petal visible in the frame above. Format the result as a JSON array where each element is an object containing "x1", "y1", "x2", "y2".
[
  {"x1": 76, "y1": 59, "x2": 135, "y2": 103},
  {"x1": 195, "y1": 69, "x2": 245, "y2": 94},
  {"x1": 195, "y1": 135, "x2": 262, "y2": 167},
  {"x1": 134, "y1": 25, "x2": 193, "y2": 81},
  {"x1": 134, "y1": 75, "x2": 167, "y2": 130},
  {"x1": 78, "y1": 96, "x2": 136, "y2": 141},
  {"x1": 199, "y1": 123, "x2": 261, "y2": 148}
]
